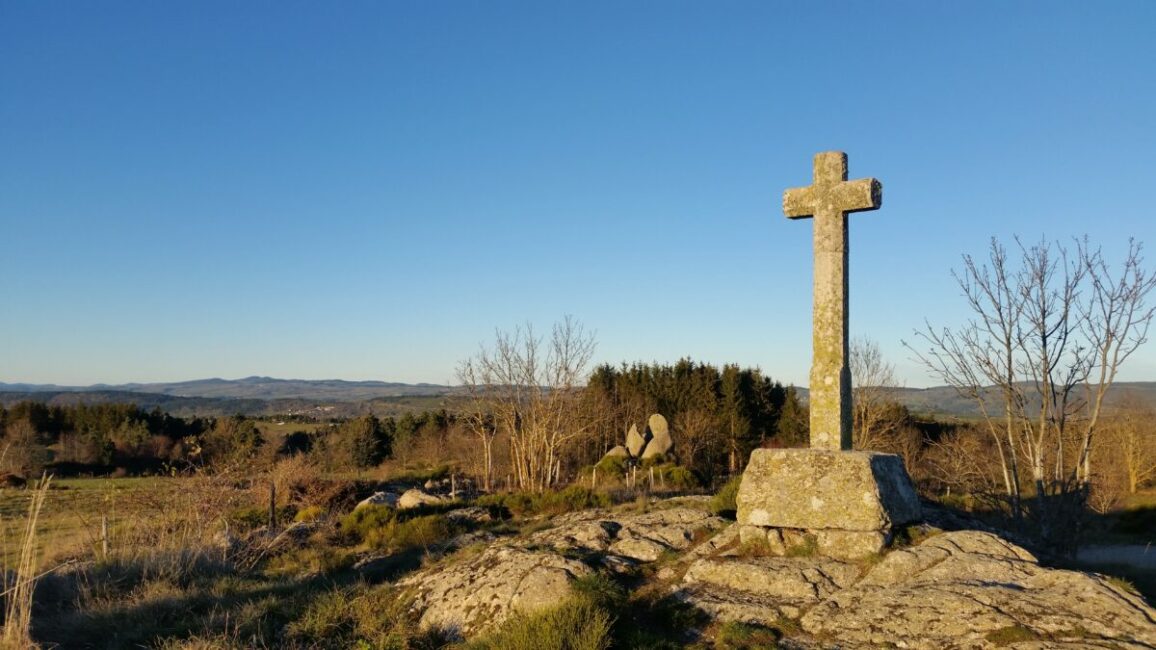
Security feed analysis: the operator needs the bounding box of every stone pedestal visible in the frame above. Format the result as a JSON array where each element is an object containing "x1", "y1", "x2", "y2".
[{"x1": 735, "y1": 448, "x2": 921, "y2": 559}]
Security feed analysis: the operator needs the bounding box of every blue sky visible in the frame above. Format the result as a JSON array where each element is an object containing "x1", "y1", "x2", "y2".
[{"x1": 2, "y1": 1, "x2": 1155, "y2": 388}]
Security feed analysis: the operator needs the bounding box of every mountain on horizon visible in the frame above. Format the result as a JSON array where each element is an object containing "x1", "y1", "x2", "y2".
[{"x1": 0, "y1": 376, "x2": 455, "y2": 401}]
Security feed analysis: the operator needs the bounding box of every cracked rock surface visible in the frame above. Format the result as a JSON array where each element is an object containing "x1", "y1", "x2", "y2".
[
  {"x1": 399, "y1": 504, "x2": 725, "y2": 637},
  {"x1": 679, "y1": 529, "x2": 1156, "y2": 649},
  {"x1": 396, "y1": 498, "x2": 1156, "y2": 648}
]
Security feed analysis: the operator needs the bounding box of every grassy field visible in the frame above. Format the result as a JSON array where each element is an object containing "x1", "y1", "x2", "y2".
[{"x1": 0, "y1": 477, "x2": 243, "y2": 571}]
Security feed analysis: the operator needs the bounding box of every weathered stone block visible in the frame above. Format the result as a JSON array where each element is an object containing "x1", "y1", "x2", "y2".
[
  {"x1": 736, "y1": 449, "x2": 921, "y2": 531},
  {"x1": 738, "y1": 525, "x2": 768, "y2": 546},
  {"x1": 814, "y1": 529, "x2": 888, "y2": 561}
]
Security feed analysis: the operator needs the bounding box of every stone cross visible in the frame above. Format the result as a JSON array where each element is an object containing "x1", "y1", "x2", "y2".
[{"x1": 783, "y1": 152, "x2": 881, "y2": 450}]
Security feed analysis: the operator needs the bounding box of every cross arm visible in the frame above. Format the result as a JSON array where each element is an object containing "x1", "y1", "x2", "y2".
[
  {"x1": 783, "y1": 186, "x2": 816, "y2": 219},
  {"x1": 830, "y1": 177, "x2": 883, "y2": 214}
]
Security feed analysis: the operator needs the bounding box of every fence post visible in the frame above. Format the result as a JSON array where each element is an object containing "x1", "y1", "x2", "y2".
[{"x1": 269, "y1": 481, "x2": 277, "y2": 530}]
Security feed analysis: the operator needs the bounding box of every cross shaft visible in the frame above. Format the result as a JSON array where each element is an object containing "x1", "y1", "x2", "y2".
[{"x1": 782, "y1": 152, "x2": 881, "y2": 450}]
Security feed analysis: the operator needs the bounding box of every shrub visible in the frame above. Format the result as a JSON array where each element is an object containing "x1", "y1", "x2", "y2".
[
  {"x1": 476, "y1": 487, "x2": 611, "y2": 518},
  {"x1": 339, "y1": 504, "x2": 395, "y2": 542},
  {"x1": 715, "y1": 621, "x2": 781, "y2": 649},
  {"x1": 365, "y1": 514, "x2": 461, "y2": 552},
  {"x1": 710, "y1": 476, "x2": 742, "y2": 519},
  {"x1": 593, "y1": 455, "x2": 628, "y2": 476},
  {"x1": 468, "y1": 598, "x2": 613, "y2": 650},
  {"x1": 658, "y1": 465, "x2": 698, "y2": 490},
  {"x1": 287, "y1": 584, "x2": 447, "y2": 649},
  {"x1": 570, "y1": 573, "x2": 626, "y2": 611},
  {"x1": 537, "y1": 486, "x2": 612, "y2": 516},
  {"x1": 228, "y1": 505, "x2": 296, "y2": 530},
  {"x1": 264, "y1": 545, "x2": 353, "y2": 576},
  {"x1": 293, "y1": 504, "x2": 325, "y2": 523}
]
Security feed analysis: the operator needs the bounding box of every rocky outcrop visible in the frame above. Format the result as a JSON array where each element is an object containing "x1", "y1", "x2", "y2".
[
  {"x1": 399, "y1": 503, "x2": 726, "y2": 637},
  {"x1": 399, "y1": 545, "x2": 593, "y2": 637},
  {"x1": 391, "y1": 495, "x2": 1156, "y2": 647},
  {"x1": 676, "y1": 529, "x2": 1156, "y2": 649}
]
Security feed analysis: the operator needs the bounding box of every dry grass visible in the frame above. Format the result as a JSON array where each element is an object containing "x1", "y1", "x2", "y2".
[{"x1": 1, "y1": 474, "x2": 51, "y2": 648}]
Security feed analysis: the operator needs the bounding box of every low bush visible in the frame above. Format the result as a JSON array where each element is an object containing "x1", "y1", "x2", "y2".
[
  {"x1": 339, "y1": 504, "x2": 395, "y2": 542},
  {"x1": 656, "y1": 465, "x2": 698, "y2": 490},
  {"x1": 570, "y1": 572, "x2": 626, "y2": 611},
  {"x1": 339, "y1": 504, "x2": 462, "y2": 553},
  {"x1": 293, "y1": 504, "x2": 325, "y2": 523},
  {"x1": 228, "y1": 505, "x2": 297, "y2": 530},
  {"x1": 286, "y1": 584, "x2": 447, "y2": 649},
  {"x1": 593, "y1": 455, "x2": 628, "y2": 476},
  {"x1": 710, "y1": 476, "x2": 742, "y2": 519},
  {"x1": 476, "y1": 487, "x2": 611, "y2": 518},
  {"x1": 365, "y1": 514, "x2": 461, "y2": 553},
  {"x1": 467, "y1": 597, "x2": 613, "y2": 650},
  {"x1": 537, "y1": 486, "x2": 612, "y2": 516},
  {"x1": 388, "y1": 464, "x2": 452, "y2": 484}
]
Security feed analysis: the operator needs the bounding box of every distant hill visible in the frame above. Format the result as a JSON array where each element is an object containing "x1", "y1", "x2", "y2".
[
  {"x1": 0, "y1": 376, "x2": 455, "y2": 401},
  {"x1": 795, "y1": 382, "x2": 1156, "y2": 419},
  {"x1": 3, "y1": 377, "x2": 1154, "y2": 420},
  {"x1": 0, "y1": 377, "x2": 460, "y2": 419}
]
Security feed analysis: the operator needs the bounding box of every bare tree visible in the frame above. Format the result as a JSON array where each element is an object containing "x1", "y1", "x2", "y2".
[
  {"x1": 850, "y1": 337, "x2": 902, "y2": 452},
  {"x1": 909, "y1": 237, "x2": 1156, "y2": 541},
  {"x1": 1101, "y1": 392, "x2": 1156, "y2": 494},
  {"x1": 457, "y1": 316, "x2": 597, "y2": 492}
]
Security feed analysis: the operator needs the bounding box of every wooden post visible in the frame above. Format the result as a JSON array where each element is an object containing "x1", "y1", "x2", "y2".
[
  {"x1": 592, "y1": 467, "x2": 597, "y2": 490},
  {"x1": 269, "y1": 481, "x2": 277, "y2": 530},
  {"x1": 101, "y1": 515, "x2": 109, "y2": 558}
]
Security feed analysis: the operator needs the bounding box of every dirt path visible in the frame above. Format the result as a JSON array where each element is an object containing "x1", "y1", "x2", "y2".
[{"x1": 1078, "y1": 544, "x2": 1156, "y2": 569}]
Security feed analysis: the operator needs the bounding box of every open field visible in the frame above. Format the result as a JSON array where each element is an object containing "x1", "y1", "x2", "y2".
[{"x1": 0, "y1": 477, "x2": 243, "y2": 570}]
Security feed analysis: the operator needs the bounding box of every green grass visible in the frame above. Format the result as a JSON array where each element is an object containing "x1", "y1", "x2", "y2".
[
  {"x1": 467, "y1": 598, "x2": 613, "y2": 650},
  {"x1": 714, "y1": 621, "x2": 782, "y2": 649},
  {"x1": 709, "y1": 476, "x2": 741, "y2": 519}
]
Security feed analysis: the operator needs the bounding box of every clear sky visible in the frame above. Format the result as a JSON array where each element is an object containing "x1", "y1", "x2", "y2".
[{"x1": 2, "y1": 2, "x2": 1155, "y2": 388}]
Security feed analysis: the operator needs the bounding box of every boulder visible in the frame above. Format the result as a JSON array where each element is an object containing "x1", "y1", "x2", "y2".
[
  {"x1": 399, "y1": 546, "x2": 593, "y2": 638},
  {"x1": 641, "y1": 413, "x2": 673, "y2": 460},
  {"x1": 602, "y1": 445, "x2": 630, "y2": 459},
  {"x1": 626, "y1": 424, "x2": 648, "y2": 457},
  {"x1": 397, "y1": 488, "x2": 447, "y2": 510},
  {"x1": 736, "y1": 448, "x2": 921, "y2": 531},
  {"x1": 681, "y1": 555, "x2": 860, "y2": 620},
  {"x1": 526, "y1": 507, "x2": 726, "y2": 560},
  {"x1": 354, "y1": 491, "x2": 398, "y2": 510}
]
